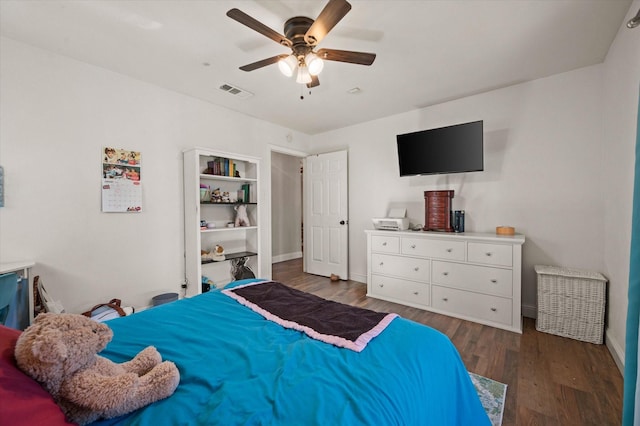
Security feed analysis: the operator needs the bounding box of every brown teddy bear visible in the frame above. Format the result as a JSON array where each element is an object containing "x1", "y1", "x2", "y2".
[{"x1": 14, "y1": 313, "x2": 180, "y2": 425}]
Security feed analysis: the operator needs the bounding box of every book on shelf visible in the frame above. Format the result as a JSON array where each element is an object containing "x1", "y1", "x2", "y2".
[
  {"x1": 206, "y1": 159, "x2": 222, "y2": 176},
  {"x1": 204, "y1": 157, "x2": 240, "y2": 178},
  {"x1": 241, "y1": 184, "x2": 249, "y2": 203}
]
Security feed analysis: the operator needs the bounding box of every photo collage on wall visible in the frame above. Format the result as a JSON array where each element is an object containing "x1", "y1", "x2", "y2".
[{"x1": 101, "y1": 147, "x2": 142, "y2": 212}]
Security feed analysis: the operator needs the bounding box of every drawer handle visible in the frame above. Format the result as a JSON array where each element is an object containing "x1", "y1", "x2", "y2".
[
  {"x1": 414, "y1": 267, "x2": 419, "y2": 272},
  {"x1": 442, "y1": 298, "x2": 448, "y2": 302},
  {"x1": 490, "y1": 279, "x2": 497, "y2": 283},
  {"x1": 446, "y1": 248, "x2": 453, "y2": 253},
  {"x1": 382, "y1": 242, "x2": 387, "y2": 246},
  {"x1": 485, "y1": 252, "x2": 492, "y2": 257},
  {"x1": 413, "y1": 291, "x2": 419, "y2": 296},
  {"x1": 490, "y1": 307, "x2": 497, "y2": 312},
  {"x1": 442, "y1": 272, "x2": 449, "y2": 276},
  {"x1": 410, "y1": 244, "x2": 416, "y2": 249}
]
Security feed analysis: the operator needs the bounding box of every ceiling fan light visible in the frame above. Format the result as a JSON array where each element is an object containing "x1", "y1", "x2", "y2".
[
  {"x1": 296, "y1": 66, "x2": 312, "y2": 84},
  {"x1": 305, "y1": 53, "x2": 324, "y2": 75},
  {"x1": 278, "y1": 55, "x2": 298, "y2": 77}
]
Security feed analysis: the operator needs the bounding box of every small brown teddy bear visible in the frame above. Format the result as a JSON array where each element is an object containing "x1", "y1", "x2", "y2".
[
  {"x1": 211, "y1": 188, "x2": 222, "y2": 202},
  {"x1": 14, "y1": 313, "x2": 180, "y2": 425}
]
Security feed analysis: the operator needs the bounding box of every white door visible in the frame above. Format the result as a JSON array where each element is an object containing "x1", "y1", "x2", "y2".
[{"x1": 303, "y1": 150, "x2": 348, "y2": 279}]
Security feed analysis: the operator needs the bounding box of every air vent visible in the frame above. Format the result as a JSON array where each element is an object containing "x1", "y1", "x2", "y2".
[{"x1": 219, "y1": 83, "x2": 254, "y2": 99}]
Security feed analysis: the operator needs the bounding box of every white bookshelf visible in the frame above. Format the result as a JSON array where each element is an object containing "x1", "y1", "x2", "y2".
[{"x1": 183, "y1": 148, "x2": 260, "y2": 296}]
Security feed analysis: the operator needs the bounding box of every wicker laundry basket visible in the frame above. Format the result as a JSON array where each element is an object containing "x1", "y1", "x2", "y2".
[{"x1": 535, "y1": 265, "x2": 607, "y2": 344}]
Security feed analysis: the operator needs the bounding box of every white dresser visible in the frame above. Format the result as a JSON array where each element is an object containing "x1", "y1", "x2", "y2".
[{"x1": 366, "y1": 230, "x2": 525, "y2": 333}]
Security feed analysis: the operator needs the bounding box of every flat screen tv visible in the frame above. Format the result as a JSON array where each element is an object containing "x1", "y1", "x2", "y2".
[{"x1": 396, "y1": 120, "x2": 483, "y2": 176}]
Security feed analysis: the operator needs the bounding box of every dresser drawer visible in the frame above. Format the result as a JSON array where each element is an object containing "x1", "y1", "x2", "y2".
[
  {"x1": 401, "y1": 237, "x2": 465, "y2": 261},
  {"x1": 370, "y1": 235, "x2": 400, "y2": 253},
  {"x1": 371, "y1": 275, "x2": 430, "y2": 306},
  {"x1": 468, "y1": 242, "x2": 512, "y2": 267},
  {"x1": 432, "y1": 261, "x2": 513, "y2": 297},
  {"x1": 371, "y1": 253, "x2": 430, "y2": 283},
  {"x1": 432, "y1": 285, "x2": 512, "y2": 326}
]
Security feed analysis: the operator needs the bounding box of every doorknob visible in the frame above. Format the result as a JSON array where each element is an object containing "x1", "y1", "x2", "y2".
[{"x1": 339, "y1": 220, "x2": 347, "y2": 225}]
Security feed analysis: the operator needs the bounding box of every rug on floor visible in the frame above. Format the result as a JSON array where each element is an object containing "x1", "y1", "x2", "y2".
[{"x1": 470, "y1": 372, "x2": 507, "y2": 426}]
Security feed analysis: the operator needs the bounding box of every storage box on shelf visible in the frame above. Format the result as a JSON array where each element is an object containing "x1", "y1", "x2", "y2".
[
  {"x1": 424, "y1": 190, "x2": 454, "y2": 232},
  {"x1": 535, "y1": 265, "x2": 607, "y2": 344},
  {"x1": 183, "y1": 148, "x2": 260, "y2": 297},
  {"x1": 366, "y1": 230, "x2": 525, "y2": 333}
]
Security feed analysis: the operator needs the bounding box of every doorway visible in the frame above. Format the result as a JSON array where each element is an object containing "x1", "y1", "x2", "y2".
[{"x1": 270, "y1": 148, "x2": 305, "y2": 276}]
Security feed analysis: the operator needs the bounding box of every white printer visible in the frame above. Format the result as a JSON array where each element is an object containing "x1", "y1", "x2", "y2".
[{"x1": 372, "y1": 208, "x2": 410, "y2": 231}]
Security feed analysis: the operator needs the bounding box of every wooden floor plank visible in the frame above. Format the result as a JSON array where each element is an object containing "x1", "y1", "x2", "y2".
[{"x1": 272, "y1": 258, "x2": 623, "y2": 426}]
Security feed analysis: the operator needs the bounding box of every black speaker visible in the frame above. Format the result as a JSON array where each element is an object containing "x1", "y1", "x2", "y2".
[{"x1": 453, "y1": 210, "x2": 465, "y2": 233}]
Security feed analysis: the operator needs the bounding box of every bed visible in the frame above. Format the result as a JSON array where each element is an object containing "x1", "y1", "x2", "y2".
[{"x1": 1, "y1": 279, "x2": 490, "y2": 425}]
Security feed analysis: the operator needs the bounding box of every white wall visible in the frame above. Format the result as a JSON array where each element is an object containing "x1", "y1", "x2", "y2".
[
  {"x1": 271, "y1": 151, "x2": 302, "y2": 262},
  {"x1": 0, "y1": 37, "x2": 312, "y2": 312},
  {"x1": 312, "y1": 65, "x2": 606, "y2": 321},
  {"x1": 602, "y1": 0, "x2": 640, "y2": 370}
]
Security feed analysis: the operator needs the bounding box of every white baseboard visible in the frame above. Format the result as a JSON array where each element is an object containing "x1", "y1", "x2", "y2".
[
  {"x1": 350, "y1": 273, "x2": 366, "y2": 284},
  {"x1": 272, "y1": 252, "x2": 302, "y2": 264},
  {"x1": 605, "y1": 330, "x2": 625, "y2": 374},
  {"x1": 522, "y1": 303, "x2": 537, "y2": 319}
]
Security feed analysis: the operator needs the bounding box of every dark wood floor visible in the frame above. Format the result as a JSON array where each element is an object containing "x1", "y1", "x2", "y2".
[{"x1": 272, "y1": 258, "x2": 623, "y2": 426}]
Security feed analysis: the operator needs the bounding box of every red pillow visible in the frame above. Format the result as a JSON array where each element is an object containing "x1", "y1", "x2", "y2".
[{"x1": 0, "y1": 325, "x2": 75, "y2": 425}]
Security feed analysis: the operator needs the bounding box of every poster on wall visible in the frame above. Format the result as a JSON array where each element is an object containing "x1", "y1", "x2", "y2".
[{"x1": 101, "y1": 147, "x2": 142, "y2": 212}]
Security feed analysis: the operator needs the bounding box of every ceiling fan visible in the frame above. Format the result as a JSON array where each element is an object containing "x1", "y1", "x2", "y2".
[{"x1": 226, "y1": 0, "x2": 376, "y2": 88}]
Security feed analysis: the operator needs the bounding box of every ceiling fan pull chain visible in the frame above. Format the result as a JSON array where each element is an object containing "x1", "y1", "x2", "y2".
[{"x1": 300, "y1": 86, "x2": 313, "y2": 100}]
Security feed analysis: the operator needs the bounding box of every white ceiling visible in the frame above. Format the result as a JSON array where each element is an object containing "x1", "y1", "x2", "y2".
[{"x1": 0, "y1": 0, "x2": 632, "y2": 135}]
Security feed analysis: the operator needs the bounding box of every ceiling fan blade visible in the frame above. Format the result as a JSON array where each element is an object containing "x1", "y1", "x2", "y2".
[
  {"x1": 307, "y1": 75, "x2": 320, "y2": 88},
  {"x1": 316, "y1": 48, "x2": 376, "y2": 65},
  {"x1": 304, "y1": 0, "x2": 352, "y2": 46},
  {"x1": 240, "y1": 55, "x2": 288, "y2": 72},
  {"x1": 227, "y1": 8, "x2": 292, "y2": 48}
]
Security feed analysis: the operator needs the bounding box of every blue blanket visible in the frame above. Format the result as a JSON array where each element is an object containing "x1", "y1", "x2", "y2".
[{"x1": 92, "y1": 279, "x2": 489, "y2": 425}]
